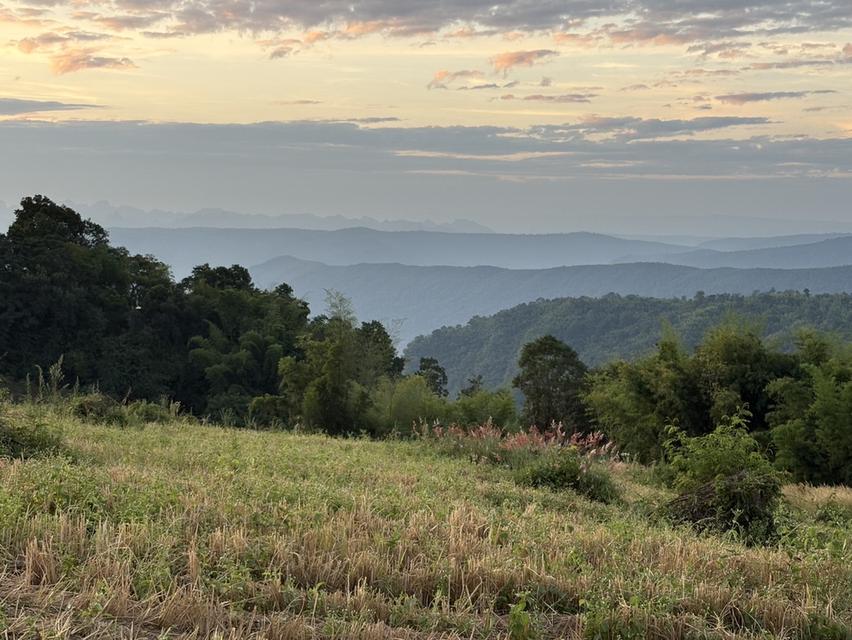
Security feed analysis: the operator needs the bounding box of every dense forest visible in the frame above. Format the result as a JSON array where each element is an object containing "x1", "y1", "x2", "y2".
[
  {"x1": 405, "y1": 292, "x2": 852, "y2": 395},
  {"x1": 0, "y1": 196, "x2": 511, "y2": 433}
]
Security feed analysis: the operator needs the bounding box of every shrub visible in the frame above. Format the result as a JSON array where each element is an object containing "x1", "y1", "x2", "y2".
[
  {"x1": 0, "y1": 407, "x2": 64, "y2": 458},
  {"x1": 516, "y1": 447, "x2": 619, "y2": 503},
  {"x1": 368, "y1": 376, "x2": 447, "y2": 437},
  {"x1": 449, "y1": 389, "x2": 518, "y2": 428},
  {"x1": 664, "y1": 413, "x2": 781, "y2": 544},
  {"x1": 125, "y1": 399, "x2": 175, "y2": 425},
  {"x1": 247, "y1": 395, "x2": 289, "y2": 428},
  {"x1": 70, "y1": 392, "x2": 128, "y2": 426}
]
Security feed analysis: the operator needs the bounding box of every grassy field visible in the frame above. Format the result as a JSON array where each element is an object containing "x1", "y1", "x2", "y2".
[{"x1": 1, "y1": 406, "x2": 851, "y2": 639}]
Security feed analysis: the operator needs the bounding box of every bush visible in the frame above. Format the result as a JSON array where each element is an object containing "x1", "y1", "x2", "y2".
[
  {"x1": 664, "y1": 413, "x2": 781, "y2": 544},
  {"x1": 70, "y1": 392, "x2": 128, "y2": 426},
  {"x1": 0, "y1": 407, "x2": 64, "y2": 458},
  {"x1": 248, "y1": 395, "x2": 289, "y2": 428},
  {"x1": 125, "y1": 399, "x2": 175, "y2": 425},
  {"x1": 368, "y1": 376, "x2": 447, "y2": 437},
  {"x1": 449, "y1": 389, "x2": 518, "y2": 428},
  {"x1": 516, "y1": 447, "x2": 619, "y2": 503}
]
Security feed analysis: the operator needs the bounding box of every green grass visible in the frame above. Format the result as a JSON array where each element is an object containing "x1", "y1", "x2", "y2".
[{"x1": 1, "y1": 405, "x2": 851, "y2": 639}]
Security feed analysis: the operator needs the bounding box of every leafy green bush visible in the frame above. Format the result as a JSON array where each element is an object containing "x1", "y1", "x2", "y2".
[
  {"x1": 664, "y1": 413, "x2": 781, "y2": 544},
  {"x1": 516, "y1": 448, "x2": 619, "y2": 503},
  {"x1": 576, "y1": 467, "x2": 622, "y2": 505},
  {"x1": 247, "y1": 395, "x2": 289, "y2": 428},
  {"x1": 448, "y1": 388, "x2": 518, "y2": 428},
  {"x1": 125, "y1": 399, "x2": 175, "y2": 425},
  {"x1": 771, "y1": 356, "x2": 852, "y2": 486},
  {"x1": 0, "y1": 407, "x2": 64, "y2": 458},
  {"x1": 367, "y1": 376, "x2": 448, "y2": 436},
  {"x1": 70, "y1": 392, "x2": 128, "y2": 426}
]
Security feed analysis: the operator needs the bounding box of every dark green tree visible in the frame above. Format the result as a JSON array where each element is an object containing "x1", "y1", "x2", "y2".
[
  {"x1": 417, "y1": 357, "x2": 448, "y2": 398},
  {"x1": 513, "y1": 335, "x2": 588, "y2": 431},
  {"x1": 459, "y1": 374, "x2": 484, "y2": 398}
]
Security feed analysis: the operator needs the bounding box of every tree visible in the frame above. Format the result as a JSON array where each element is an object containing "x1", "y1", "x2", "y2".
[
  {"x1": 6, "y1": 195, "x2": 108, "y2": 248},
  {"x1": 513, "y1": 335, "x2": 588, "y2": 431},
  {"x1": 417, "y1": 357, "x2": 448, "y2": 398},
  {"x1": 459, "y1": 374, "x2": 483, "y2": 398}
]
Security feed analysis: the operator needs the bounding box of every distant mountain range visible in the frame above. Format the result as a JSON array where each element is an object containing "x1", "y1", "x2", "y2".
[
  {"x1": 694, "y1": 233, "x2": 852, "y2": 252},
  {"x1": 249, "y1": 256, "x2": 852, "y2": 346},
  {"x1": 623, "y1": 236, "x2": 852, "y2": 269},
  {"x1": 404, "y1": 292, "x2": 852, "y2": 396},
  {"x1": 69, "y1": 201, "x2": 493, "y2": 234},
  {"x1": 109, "y1": 227, "x2": 694, "y2": 277}
]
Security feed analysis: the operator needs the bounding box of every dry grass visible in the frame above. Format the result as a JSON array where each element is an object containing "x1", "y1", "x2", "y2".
[{"x1": 0, "y1": 407, "x2": 850, "y2": 639}]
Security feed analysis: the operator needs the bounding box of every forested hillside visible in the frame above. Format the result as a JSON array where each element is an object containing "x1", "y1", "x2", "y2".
[
  {"x1": 252, "y1": 256, "x2": 852, "y2": 345},
  {"x1": 405, "y1": 292, "x2": 852, "y2": 395}
]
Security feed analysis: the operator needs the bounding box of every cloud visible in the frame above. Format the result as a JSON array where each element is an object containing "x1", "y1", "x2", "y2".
[
  {"x1": 49, "y1": 48, "x2": 136, "y2": 74},
  {"x1": 3, "y1": 119, "x2": 850, "y2": 227},
  {"x1": 552, "y1": 32, "x2": 599, "y2": 47},
  {"x1": 717, "y1": 90, "x2": 837, "y2": 104},
  {"x1": 274, "y1": 99, "x2": 322, "y2": 105},
  {"x1": 95, "y1": 14, "x2": 165, "y2": 30},
  {"x1": 15, "y1": 30, "x2": 112, "y2": 53},
  {"x1": 844, "y1": 43, "x2": 852, "y2": 57},
  {"x1": 459, "y1": 83, "x2": 501, "y2": 90},
  {"x1": 0, "y1": 98, "x2": 103, "y2": 115},
  {"x1": 490, "y1": 50, "x2": 558, "y2": 74},
  {"x1": 3, "y1": 0, "x2": 852, "y2": 47},
  {"x1": 687, "y1": 41, "x2": 752, "y2": 58},
  {"x1": 500, "y1": 93, "x2": 597, "y2": 103},
  {"x1": 427, "y1": 69, "x2": 485, "y2": 89},
  {"x1": 744, "y1": 59, "x2": 836, "y2": 70}
]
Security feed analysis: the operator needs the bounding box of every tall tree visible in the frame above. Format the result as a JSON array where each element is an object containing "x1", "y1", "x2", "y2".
[
  {"x1": 513, "y1": 335, "x2": 588, "y2": 431},
  {"x1": 417, "y1": 357, "x2": 448, "y2": 398}
]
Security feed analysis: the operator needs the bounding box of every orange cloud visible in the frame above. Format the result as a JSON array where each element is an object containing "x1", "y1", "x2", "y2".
[
  {"x1": 844, "y1": 43, "x2": 852, "y2": 57},
  {"x1": 50, "y1": 48, "x2": 136, "y2": 74},
  {"x1": 490, "y1": 49, "x2": 558, "y2": 74},
  {"x1": 428, "y1": 69, "x2": 485, "y2": 89},
  {"x1": 552, "y1": 32, "x2": 598, "y2": 47}
]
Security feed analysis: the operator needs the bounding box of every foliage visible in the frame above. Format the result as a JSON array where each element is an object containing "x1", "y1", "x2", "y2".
[
  {"x1": 664, "y1": 413, "x2": 782, "y2": 544},
  {"x1": 70, "y1": 392, "x2": 128, "y2": 426},
  {"x1": 421, "y1": 422, "x2": 619, "y2": 503},
  {"x1": 417, "y1": 357, "x2": 449, "y2": 397},
  {"x1": 771, "y1": 337, "x2": 852, "y2": 485},
  {"x1": 516, "y1": 447, "x2": 620, "y2": 503},
  {"x1": 0, "y1": 405, "x2": 64, "y2": 458},
  {"x1": 512, "y1": 335, "x2": 588, "y2": 432},
  {"x1": 584, "y1": 322, "x2": 805, "y2": 463},
  {"x1": 0, "y1": 197, "x2": 415, "y2": 431},
  {"x1": 366, "y1": 375, "x2": 447, "y2": 437},
  {"x1": 405, "y1": 291, "x2": 852, "y2": 397},
  {"x1": 447, "y1": 388, "x2": 517, "y2": 428}
]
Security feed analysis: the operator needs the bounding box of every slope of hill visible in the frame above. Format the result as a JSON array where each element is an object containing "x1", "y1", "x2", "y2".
[
  {"x1": 696, "y1": 233, "x2": 851, "y2": 252},
  {"x1": 250, "y1": 256, "x2": 852, "y2": 346},
  {"x1": 109, "y1": 227, "x2": 692, "y2": 277},
  {"x1": 3, "y1": 408, "x2": 849, "y2": 637},
  {"x1": 403, "y1": 292, "x2": 852, "y2": 395},
  {"x1": 629, "y1": 236, "x2": 852, "y2": 269}
]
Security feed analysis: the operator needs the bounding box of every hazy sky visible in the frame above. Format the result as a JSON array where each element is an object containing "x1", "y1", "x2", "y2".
[{"x1": 1, "y1": 0, "x2": 851, "y2": 232}]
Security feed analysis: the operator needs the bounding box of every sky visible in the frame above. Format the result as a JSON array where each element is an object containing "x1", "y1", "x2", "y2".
[{"x1": 1, "y1": 0, "x2": 851, "y2": 233}]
